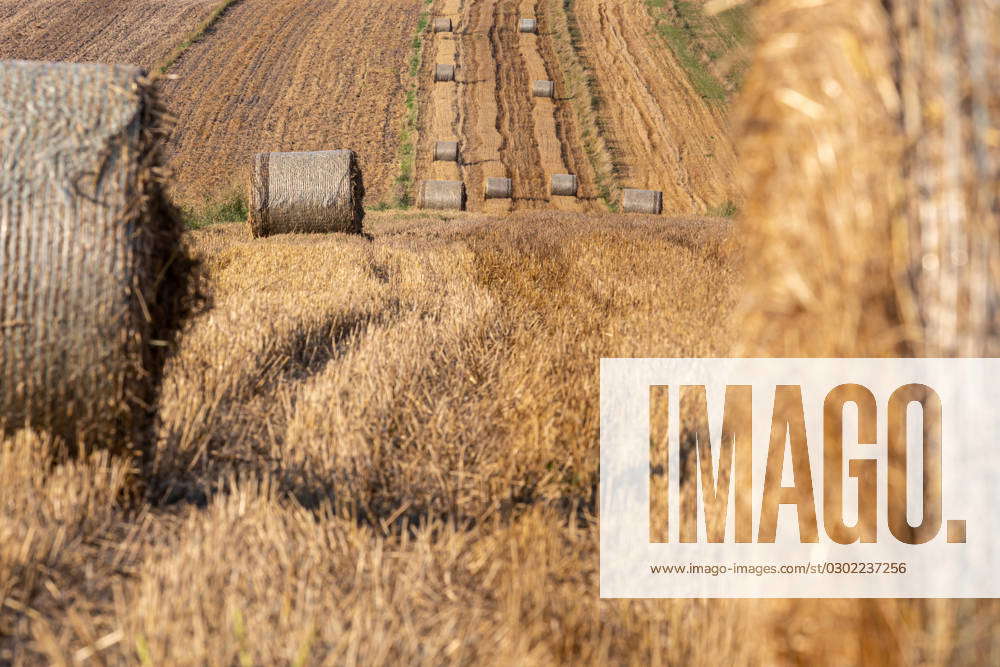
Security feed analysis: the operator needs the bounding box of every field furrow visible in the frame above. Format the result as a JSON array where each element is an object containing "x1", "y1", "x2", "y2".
[
  {"x1": 0, "y1": 0, "x2": 219, "y2": 70},
  {"x1": 452, "y1": 0, "x2": 505, "y2": 213},
  {"x1": 160, "y1": 0, "x2": 422, "y2": 208},
  {"x1": 572, "y1": 0, "x2": 739, "y2": 213}
]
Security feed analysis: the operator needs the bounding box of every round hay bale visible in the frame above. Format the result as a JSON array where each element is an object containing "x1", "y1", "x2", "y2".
[
  {"x1": 248, "y1": 150, "x2": 365, "y2": 237},
  {"x1": 432, "y1": 17, "x2": 453, "y2": 33},
  {"x1": 551, "y1": 174, "x2": 579, "y2": 197},
  {"x1": 434, "y1": 141, "x2": 460, "y2": 162},
  {"x1": 435, "y1": 64, "x2": 456, "y2": 82},
  {"x1": 0, "y1": 60, "x2": 195, "y2": 453},
  {"x1": 519, "y1": 18, "x2": 538, "y2": 33},
  {"x1": 417, "y1": 180, "x2": 466, "y2": 211},
  {"x1": 484, "y1": 177, "x2": 513, "y2": 199},
  {"x1": 622, "y1": 188, "x2": 663, "y2": 214},
  {"x1": 532, "y1": 80, "x2": 555, "y2": 98}
]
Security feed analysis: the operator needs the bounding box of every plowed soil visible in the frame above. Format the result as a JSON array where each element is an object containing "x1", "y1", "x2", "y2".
[
  {"x1": 0, "y1": 0, "x2": 218, "y2": 70},
  {"x1": 160, "y1": 0, "x2": 422, "y2": 207},
  {"x1": 571, "y1": 0, "x2": 739, "y2": 213}
]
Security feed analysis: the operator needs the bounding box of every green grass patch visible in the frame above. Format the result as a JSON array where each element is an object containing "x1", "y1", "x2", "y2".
[
  {"x1": 157, "y1": 0, "x2": 242, "y2": 74},
  {"x1": 181, "y1": 191, "x2": 248, "y2": 229},
  {"x1": 645, "y1": 0, "x2": 750, "y2": 104},
  {"x1": 391, "y1": 0, "x2": 433, "y2": 208}
]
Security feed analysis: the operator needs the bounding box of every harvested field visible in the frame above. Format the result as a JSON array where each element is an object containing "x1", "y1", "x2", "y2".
[
  {"x1": 160, "y1": 0, "x2": 422, "y2": 208},
  {"x1": 570, "y1": 0, "x2": 740, "y2": 213},
  {"x1": 0, "y1": 0, "x2": 219, "y2": 70},
  {"x1": 2, "y1": 211, "x2": 746, "y2": 663}
]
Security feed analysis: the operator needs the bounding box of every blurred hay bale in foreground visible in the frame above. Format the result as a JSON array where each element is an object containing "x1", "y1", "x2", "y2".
[
  {"x1": 734, "y1": 0, "x2": 999, "y2": 356},
  {"x1": 247, "y1": 150, "x2": 365, "y2": 238},
  {"x1": 732, "y1": 0, "x2": 999, "y2": 663},
  {"x1": 0, "y1": 60, "x2": 195, "y2": 454}
]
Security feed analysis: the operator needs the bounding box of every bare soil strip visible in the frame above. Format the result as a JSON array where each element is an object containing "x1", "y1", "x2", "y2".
[
  {"x1": 517, "y1": 0, "x2": 582, "y2": 212},
  {"x1": 454, "y1": 0, "x2": 510, "y2": 214},
  {"x1": 572, "y1": 0, "x2": 739, "y2": 213},
  {"x1": 160, "y1": 0, "x2": 422, "y2": 207},
  {"x1": 0, "y1": 0, "x2": 219, "y2": 70},
  {"x1": 427, "y1": 11, "x2": 461, "y2": 183}
]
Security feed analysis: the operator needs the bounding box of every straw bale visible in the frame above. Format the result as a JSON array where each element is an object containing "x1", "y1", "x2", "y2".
[
  {"x1": 0, "y1": 60, "x2": 195, "y2": 452},
  {"x1": 519, "y1": 18, "x2": 538, "y2": 33},
  {"x1": 622, "y1": 188, "x2": 663, "y2": 214},
  {"x1": 733, "y1": 0, "x2": 999, "y2": 356},
  {"x1": 435, "y1": 64, "x2": 456, "y2": 82},
  {"x1": 434, "y1": 141, "x2": 460, "y2": 162},
  {"x1": 248, "y1": 150, "x2": 365, "y2": 238},
  {"x1": 484, "y1": 177, "x2": 513, "y2": 199},
  {"x1": 532, "y1": 80, "x2": 554, "y2": 98},
  {"x1": 433, "y1": 17, "x2": 453, "y2": 33},
  {"x1": 551, "y1": 174, "x2": 578, "y2": 197},
  {"x1": 417, "y1": 180, "x2": 466, "y2": 210}
]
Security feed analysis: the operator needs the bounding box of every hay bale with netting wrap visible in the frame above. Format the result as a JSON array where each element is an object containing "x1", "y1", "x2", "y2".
[
  {"x1": 519, "y1": 18, "x2": 538, "y2": 33},
  {"x1": 435, "y1": 64, "x2": 456, "y2": 82},
  {"x1": 551, "y1": 174, "x2": 578, "y2": 197},
  {"x1": 434, "y1": 141, "x2": 459, "y2": 162},
  {"x1": 532, "y1": 80, "x2": 554, "y2": 98},
  {"x1": 418, "y1": 180, "x2": 466, "y2": 210},
  {"x1": 433, "y1": 17, "x2": 453, "y2": 33},
  {"x1": 248, "y1": 150, "x2": 365, "y2": 237},
  {"x1": 0, "y1": 60, "x2": 195, "y2": 453},
  {"x1": 622, "y1": 188, "x2": 663, "y2": 214},
  {"x1": 484, "y1": 177, "x2": 513, "y2": 199}
]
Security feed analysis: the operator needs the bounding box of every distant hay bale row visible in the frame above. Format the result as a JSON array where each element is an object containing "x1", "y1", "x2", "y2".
[
  {"x1": 435, "y1": 64, "x2": 456, "y2": 82},
  {"x1": 519, "y1": 18, "x2": 538, "y2": 33},
  {"x1": 551, "y1": 174, "x2": 578, "y2": 197},
  {"x1": 433, "y1": 17, "x2": 453, "y2": 33},
  {"x1": 532, "y1": 80, "x2": 554, "y2": 98},
  {"x1": 622, "y1": 188, "x2": 663, "y2": 214},
  {"x1": 0, "y1": 60, "x2": 194, "y2": 452},
  {"x1": 733, "y1": 0, "x2": 1000, "y2": 357},
  {"x1": 248, "y1": 150, "x2": 365, "y2": 238},
  {"x1": 484, "y1": 177, "x2": 513, "y2": 199},
  {"x1": 434, "y1": 141, "x2": 459, "y2": 162},
  {"x1": 418, "y1": 180, "x2": 466, "y2": 210}
]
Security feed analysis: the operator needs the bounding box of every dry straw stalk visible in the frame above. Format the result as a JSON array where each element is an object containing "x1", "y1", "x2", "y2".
[
  {"x1": 0, "y1": 60, "x2": 194, "y2": 453},
  {"x1": 248, "y1": 150, "x2": 365, "y2": 238}
]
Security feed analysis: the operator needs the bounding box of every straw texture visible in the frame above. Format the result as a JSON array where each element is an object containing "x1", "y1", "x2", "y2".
[
  {"x1": 519, "y1": 18, "x2": 538, "y2": 33},
  {"x1": 433, "y1": 17, "x2": 453, "y2": 33},
  {"x1": 733, "y1": 0, "x2": 1000, "y2": 357},
  {"x1": 248, "y1": 150, "x2": 365, "y2": 238},
  {"x1": 435, "y1": 64, "x2": 456, "y2": 82},
  {"x1": 532, "y1": 80, "x2": 554, "y2": 98},
  {"x1": 551, "y1": 174, "x2": 578, "y2": 197},
  {"x1": 622, "y1": 188, "x2": 663, "y2": 214},
  {"x1": 0, "y1": 60, "x2": 194, "y2": 452},
  {"x1": 417, "y1": 180, "x2": 466, "y2": 210},
  {"x1": 484, "y1": 177, "x2": 513, "y2": 199},
  {"x1": 434, "y1": 141, "x2": 459, "y2": 162}
]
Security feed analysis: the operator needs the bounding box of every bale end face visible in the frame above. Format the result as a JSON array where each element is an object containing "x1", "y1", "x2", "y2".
[
  {"x1": 484, "y1": 177, "x2": 513, "y2": 199},
  {"x1": 433, "y1": 141, "x2": 460, "y2": 162},
  {"x1": 248, "y1": 149, "x2": 365, "y2": 237},
  {"x1": 434, "y1": 64, "x2": 456, "y2": 82},
  {"x1": 551, "y1": 174, "x2": 579, "y2": 197},
  {"x1": 418, "y1": 180, "x2": 466, "y2": 211},
  {"x1": 622, "y1": 188, "x2": 663, "y2": 215},
  {"x1": 532, "y1": 80, "x2": 554, "y2": 98},
  {"x1": 432, "y1": 17, "x2": 453, "y2": 33},
  {"x1": 519, "y1": 18, "x2": 538, "y2": 33}
]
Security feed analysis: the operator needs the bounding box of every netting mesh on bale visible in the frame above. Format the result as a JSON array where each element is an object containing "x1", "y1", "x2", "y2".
[
  {"x1": 248, "y1": 150, "x2": 365, "y2": 237},
  {"x1": 0, "y1": 60, "x2": 195, "y2": 454}
]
